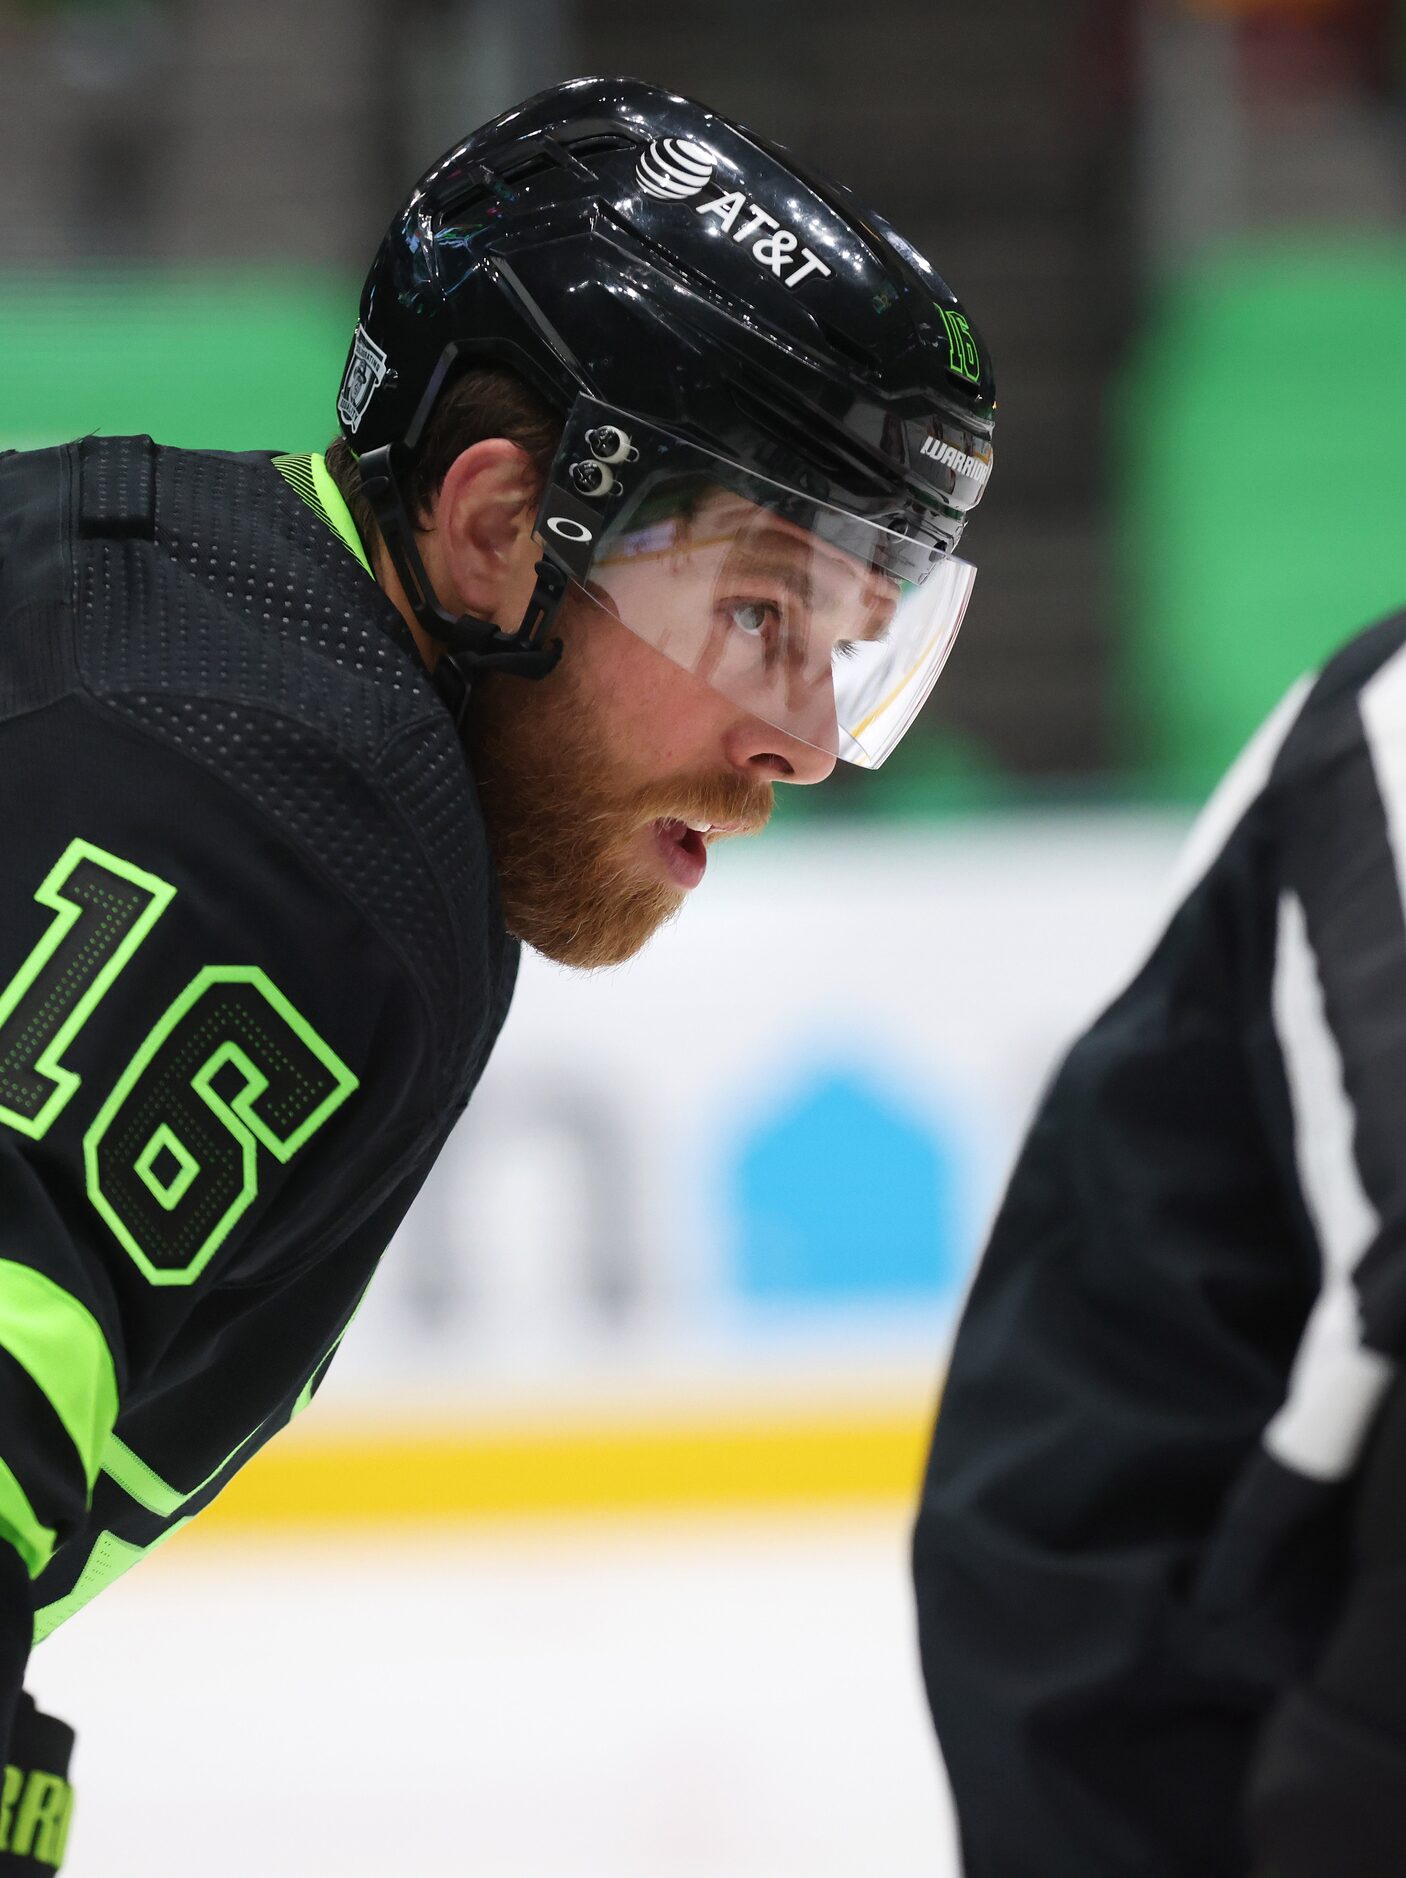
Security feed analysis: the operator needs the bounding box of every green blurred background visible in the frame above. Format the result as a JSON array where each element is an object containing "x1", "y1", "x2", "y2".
[{"x1": 4, "y1": 0, "x2": 1406, "y2": 809}]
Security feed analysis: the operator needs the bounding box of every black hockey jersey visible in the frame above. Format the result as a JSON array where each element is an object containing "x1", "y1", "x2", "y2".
[
  {"x1": 915, "y1": 614, "x2": 1406, "y2": 1877},
  {"x1": 0, "y1": 437, "x2": 517, "y2": 1648}
]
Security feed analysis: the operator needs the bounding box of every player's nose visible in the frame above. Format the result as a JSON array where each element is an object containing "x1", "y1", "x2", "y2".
[{"x1": 724, "y1": 715, "x2": 838, "y2": 785}]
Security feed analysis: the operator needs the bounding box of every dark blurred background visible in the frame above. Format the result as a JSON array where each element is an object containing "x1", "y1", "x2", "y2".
[{"x1": 4, "y1": 0, "x2": 1406, "y2": 807}]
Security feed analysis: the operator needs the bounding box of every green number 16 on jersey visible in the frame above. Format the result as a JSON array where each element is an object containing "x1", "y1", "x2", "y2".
[
  {"x1": 0, "y1": 840, "x2": 358, "y2": 1286},
  {"x1": 0, "y1": 841, "x2": 174, "y2": 1140}
]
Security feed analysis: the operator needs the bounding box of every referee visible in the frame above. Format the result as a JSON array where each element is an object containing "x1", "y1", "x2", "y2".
[{"x1": 915, "y1": 615, "x2": 1406, "y2": 1877}]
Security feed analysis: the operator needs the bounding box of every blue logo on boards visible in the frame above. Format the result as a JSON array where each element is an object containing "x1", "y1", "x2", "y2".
[{"x1": 727, "y1": 1066, "x2": 964, "y2": 1304}]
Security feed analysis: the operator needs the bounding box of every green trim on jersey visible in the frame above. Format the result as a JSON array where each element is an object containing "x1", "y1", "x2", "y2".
[
  {"x1": 0, "y1": 1261, "x2": 118, "y2": 1494},
  {"x1": 35, "y1": 1426, "x2": 266, "y2": 1643},
  {"x1": 32, "y1": 1524, "x2": 189, "y2": 1646},
  {"x1": 101, "y1": 1434, "x2": 188, "y2": 1519},
  {"x1": 0, "y1": 1455, "x2": 57, "y2": 1578},
  {"x1": 35, "y1": 1271, "x2": 374, "y2": 1638},
  {"x1": 101, "y1": 1422, "x2": 265, "y2": 1519},
  {"x1": 101, "y1": 1274, "x2": 368, "y2": 1518},
  {"x1": 272, "y1": 451, "x2": 373, "y2": 579}
]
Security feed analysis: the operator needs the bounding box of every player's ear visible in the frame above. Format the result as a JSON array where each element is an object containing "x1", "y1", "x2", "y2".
[{"x1": 432, "y1": 439, "x2": 540, "y2": 618}]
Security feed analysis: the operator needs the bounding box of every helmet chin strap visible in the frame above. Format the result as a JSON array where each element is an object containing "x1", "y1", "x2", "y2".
[{"x1": 356, "y1": 443, "x2": 565, "y2": 724}]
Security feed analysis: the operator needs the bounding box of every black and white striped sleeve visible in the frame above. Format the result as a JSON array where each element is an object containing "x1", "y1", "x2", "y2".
[
  {"x1": 916, "y1": 618, "x2": 1406, "y2": 1878},
  {"x1": 1245, "y1": 637, "x2": 1406, "y2": 1876},
  {"x1": 913, "y1": 670, "x2": 1323, "y2": 1878},
  {"x1": 1257, "y1": 641, "x2": 1406, "y2": 1483}
]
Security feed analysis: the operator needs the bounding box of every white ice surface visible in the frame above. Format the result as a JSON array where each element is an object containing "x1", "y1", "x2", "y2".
[{"x1": 28, "y1": 1511, "x2": 959, "y2": 1877}]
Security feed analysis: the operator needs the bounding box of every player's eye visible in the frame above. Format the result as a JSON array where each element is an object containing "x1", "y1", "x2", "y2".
[
  {"x1": 725, "y1": 600, "x2": 779, "y2": 639},
  {"x1": 833, "y1": 640, "x2": 860, "y2": 662},
  {"x1": 719, "y1": 597, "x2": 795, "y2": 673}
]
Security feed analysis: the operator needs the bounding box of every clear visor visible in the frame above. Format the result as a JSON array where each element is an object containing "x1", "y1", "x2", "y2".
[{"x1": 535, "y1": 402, "x2": 977, "y2": 769}]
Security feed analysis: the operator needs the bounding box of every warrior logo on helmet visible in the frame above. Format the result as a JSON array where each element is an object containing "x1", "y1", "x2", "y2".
[
  {"x1": 635, "y1": 138, "x2": 717, "y2": 200},
  {"x1": 338, "y1": 324, "x2": 390, "y2": 433}
]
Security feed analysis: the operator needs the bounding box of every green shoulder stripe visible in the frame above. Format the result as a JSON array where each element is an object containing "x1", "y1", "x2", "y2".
[
  {"x1": 101, "y1": 1419, "x2": 269, "y2": 1518},
  {"x1": 101, "y1": 1434, "x2": 185, "y2": 1518},
  {"x1": 0, "y1": 1455, "x2": 56, "y2": 1579},
  {"x1": 272, "y1": 451, "x2": 373, "y2": 579},
  {"x1": 33, "y1": 1524, "x2": 189, "y2": 1647},
  {"x1": 0, "y1": 1261, "x2": 119, "y2": 1491}
]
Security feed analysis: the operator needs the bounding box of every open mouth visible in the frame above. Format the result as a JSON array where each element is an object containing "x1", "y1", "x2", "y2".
[{"x1": 653, "y1": 817, "x2": 709, "y2": 890}]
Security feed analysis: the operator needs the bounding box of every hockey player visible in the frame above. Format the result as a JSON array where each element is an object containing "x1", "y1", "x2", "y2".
[
  {"x1": 0, "y1": 77, "x2": 993, "y2": 1865},
  {"x1": 914, "y1": 629, "x2": 1406, "y2": 1876}
]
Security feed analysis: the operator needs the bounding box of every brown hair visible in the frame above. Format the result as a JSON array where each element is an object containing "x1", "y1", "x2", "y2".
[{"x1": 324, "y1": 363, "x2": 561, "y2": 559}]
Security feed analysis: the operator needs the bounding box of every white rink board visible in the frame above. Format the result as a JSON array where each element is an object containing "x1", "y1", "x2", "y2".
[
  {"x1": 31, "y1": 1514, "x2": 959, "y2": 1878},
  {"x1": 328, "y1": 811, "x2": 1191, "y2": 1415}
]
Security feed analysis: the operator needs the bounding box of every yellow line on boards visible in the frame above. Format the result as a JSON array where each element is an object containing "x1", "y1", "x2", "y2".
[{"x1": 193, "y1": 1408, "x2": 937, "y2": 1531}]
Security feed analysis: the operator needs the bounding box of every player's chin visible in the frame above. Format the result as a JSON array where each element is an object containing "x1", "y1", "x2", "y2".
[{"x1": 513, "y1": 867, "x2": 686, "y2": 971}]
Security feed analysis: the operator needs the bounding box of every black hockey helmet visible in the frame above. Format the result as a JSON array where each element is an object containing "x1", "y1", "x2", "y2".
[{"x1": 340, "y1": 76, "x2": 995, "y2": 767}]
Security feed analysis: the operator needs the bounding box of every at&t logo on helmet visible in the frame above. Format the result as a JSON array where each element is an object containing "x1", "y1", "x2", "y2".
[
  {"x1": 635, "y1": 137, "x2": 833, "y2": 293},
  {"x1": 635, "y1": 138, "x2": 717, "y2": 199},
  {"x1": 693, "y1": 188, "x2": 834, "y2": 290}
]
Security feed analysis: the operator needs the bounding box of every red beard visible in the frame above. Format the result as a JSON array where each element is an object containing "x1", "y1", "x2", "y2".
[{"x1": 466, "y1": 655, "x2": 771, "y2": 970}]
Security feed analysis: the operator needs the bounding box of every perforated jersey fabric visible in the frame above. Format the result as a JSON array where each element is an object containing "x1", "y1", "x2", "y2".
[
  {"x1": 0, "y1": 436, "x2": 518, "y2": 1653},
  {"x1": 72, "y1": 439, "x2": 513, "y2": 1097}
]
